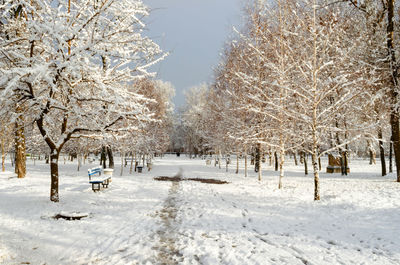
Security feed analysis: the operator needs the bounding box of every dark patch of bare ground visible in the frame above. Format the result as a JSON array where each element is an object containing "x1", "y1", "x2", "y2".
[
  {"x1": 53, "y1": 213, "x2": 88, "y2": 221},
  {"x1": 154, "y1": 176, "x2": 229, "y2": 184},
  {"x1": 155, "y1": 176, "x2": 183, "y2": 182}
]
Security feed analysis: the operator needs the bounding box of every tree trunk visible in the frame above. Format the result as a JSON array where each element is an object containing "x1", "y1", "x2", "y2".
[
  {"x1": 258, "y1": 153, "x2": 262, "y2": 181},
  {"x1": 129, "y1": 152, "x2": 134, "y2": 174},
  {"x1": 1, "y1": 137, "x2": 5, "y2": 172},
  {"x1": 278, "y1": 147, "x2": 285, "y2": 189},
  {"x1": 312, "y1": 150, "x2": 320, "y2": 201},
  {"x1": 236, "y1": 152, "x2": 239, "y2": 174},
  {"x1": 367, "y1": 140, "x2": 376, "y2": 164},
  {"x1": 120, "y1": 152, "x2": 124, "y2": 176},
  {"x1": 318, "y1": 157, "x2": 321, "y2": 171},
  {"x1": 387, "y1": 0, "x2": 400, "y2": 182},
  {"x1": 134, "y1": 153, "x2": 138, "y2": 172},
  {"x1": 50, "y1": 151, "x2": 60, "y2": 202},
  {"x1": 15, "y1": 108, "x2": 26, "y2": 178},
  {"x1": 244, "y1": 147, "x2": 248, "y2": 178},
  {"x1": 389, "y1": 136, "x2": 393, "y2": 173},
  {"x1": 218, "y1": 150, "x2": 222, "y2": 169},
  {"x1": 378, "y1": 128, "x2": 387, "y2": 176},
  {"x1": 303, "y1": 152, "x2": 308, "y2": 175},
  {"x1": 391, "y1": 111, "x2": 400, "y2": 179},
  {"x1": 101, "y1": 146, "x2": 107, "y2": 169},
  {"x1": 255, "y1": 144, "x2": 260, "y2": 172},
  {"x1": 294, "y1": 152, "x2": 298, "y2": 166},
  {"x1": 369, "y1": 150, "x2": 376, "y2": 165},
  {"x1": 274, "y1": 151, "x2": 278, "y2": 171},
  {"x1": 10, "y1": 152, "x2": 15, "y2": 167},
  {"x1": 269, "y1": 151, "x2": 272, "y2": 166},
  {"x1": 340, "y1": 152, "x2": 346, "y2": 176},
  {"x1": 77, "y1": 153, "x2": 81, "y2": 171},
  {"x1": 107, "y1": 146, "x2": 114, "y2": 169},
  {"x1": 344, "y1": 151, "x2": 349, "y2": 176}
]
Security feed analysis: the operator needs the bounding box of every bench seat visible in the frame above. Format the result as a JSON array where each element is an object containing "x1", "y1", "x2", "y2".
[{"x1": 88, "y1": 167, "x2": 112, "y2": 192}]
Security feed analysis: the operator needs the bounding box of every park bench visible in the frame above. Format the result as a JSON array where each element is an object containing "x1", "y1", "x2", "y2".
[{"x1": 88, "y1": 167, "x2": 112, "y2": 192}]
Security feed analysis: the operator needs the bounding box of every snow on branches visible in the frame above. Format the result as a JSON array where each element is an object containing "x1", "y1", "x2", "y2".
[
  {"x1": 0, "y1": 0, "x2": 168, "y2": 201},
  {"x1": 182, "y1": 0, "x2": 390, "y2": 200}
]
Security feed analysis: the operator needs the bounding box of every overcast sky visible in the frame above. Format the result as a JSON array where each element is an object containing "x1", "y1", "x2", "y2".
[{"x1": 144, "y1": 0, "x2": 243, "y2": 109}]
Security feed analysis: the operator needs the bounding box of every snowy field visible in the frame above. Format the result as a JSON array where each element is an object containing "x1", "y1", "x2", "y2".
[{"x1": 0, "y1": 155, "x2": 399, "y2": 265}]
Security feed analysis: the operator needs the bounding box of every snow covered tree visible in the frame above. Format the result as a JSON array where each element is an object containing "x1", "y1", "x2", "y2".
[
  {"x1": 182, "y1": 84, "x2": 210, "y2": 157},
  {"x1": 0, "y1": 3, "x2": 28, "y2": 178},
  {"x1": 232, "y1": 0, "x2": 301, "y2": 184},
  {"x1": 204, "y1": 0, "x2": 384, "y2": 200},
  {"x1": 131, "y1": 78, "x2": 175, "y2": 161},
  {"x1": 284, "y1": 0, "x2": 377, "y2": 200},
  {"x1": 0, "y1": 0, "x2": 166, "y2": 202},
  {"x1": 383, "y1": 0, "x2": 400, "y2": 182},
  {"x1": 333, "y1": 1, "x2": 400, "y2": 180}
]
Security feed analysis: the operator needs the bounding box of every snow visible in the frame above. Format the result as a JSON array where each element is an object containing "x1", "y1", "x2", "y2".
[{"x1": 0, "y1": 155, "x2": 399, "y2": 264}]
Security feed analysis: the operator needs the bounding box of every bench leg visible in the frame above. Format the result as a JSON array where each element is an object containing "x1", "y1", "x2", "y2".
[
  {"x1": 92, "y1": 183, "x2": 101, "y2": 192},
  {"x1": 102, "y1": 178, "x2": 111, "y2": 188}
]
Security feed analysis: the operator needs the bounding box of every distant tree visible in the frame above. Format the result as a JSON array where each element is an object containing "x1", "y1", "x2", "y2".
[{"x1": 182, "y1": 84, "x2": 211, "y2": 157}]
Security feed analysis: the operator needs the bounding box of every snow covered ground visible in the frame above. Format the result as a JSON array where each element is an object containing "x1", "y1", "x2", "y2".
[{"x1": 0, "y1": 155, "x2": 399, "y2": 265}]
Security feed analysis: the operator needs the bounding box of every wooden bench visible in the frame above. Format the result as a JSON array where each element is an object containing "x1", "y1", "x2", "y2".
[{"x1": 88, "y1": 167, "x2": 111, "y2": 192}]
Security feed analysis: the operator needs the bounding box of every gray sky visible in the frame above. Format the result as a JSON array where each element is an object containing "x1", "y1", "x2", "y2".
[{"x1": 144, "y1": 0, "x2": 243, "y2": 109}]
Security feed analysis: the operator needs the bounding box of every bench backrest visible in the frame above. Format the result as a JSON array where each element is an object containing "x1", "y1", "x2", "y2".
[{"x1": 88, "y1": 167, "x2": 102, "y2": 180}]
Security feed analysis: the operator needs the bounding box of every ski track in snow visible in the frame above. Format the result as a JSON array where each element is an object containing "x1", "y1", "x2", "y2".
[{"x1": 0, "y1": 155, "x2": 399, "y2": 264}]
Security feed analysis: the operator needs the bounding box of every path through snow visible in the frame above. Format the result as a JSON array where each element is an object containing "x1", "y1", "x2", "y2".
[{"x1": 153, "y1": 171, "x2": 183, "y2": 264}]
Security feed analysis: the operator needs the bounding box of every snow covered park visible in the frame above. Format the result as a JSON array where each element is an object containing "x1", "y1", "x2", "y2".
[
  {"x1": 0, "y1": 155, "x2": 399, "y2": 265},
  {"x1": 2, "y1": 1, "x2": 400, "y2": 264}
]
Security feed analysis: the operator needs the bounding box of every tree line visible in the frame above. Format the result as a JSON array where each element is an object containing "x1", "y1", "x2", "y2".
[{"x1": 180, "y1": 0, "x2": 400, "y2": 200}]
